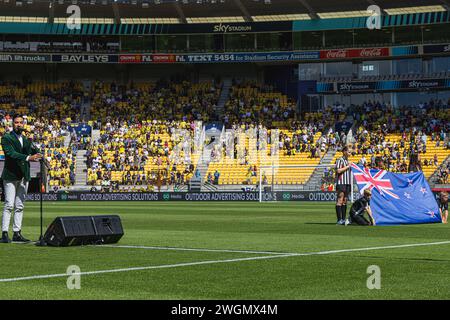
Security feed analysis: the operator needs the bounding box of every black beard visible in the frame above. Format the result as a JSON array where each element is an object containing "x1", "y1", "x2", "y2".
[{"x1": 13, "y1": 128, "x2": 23, "y2": 135}]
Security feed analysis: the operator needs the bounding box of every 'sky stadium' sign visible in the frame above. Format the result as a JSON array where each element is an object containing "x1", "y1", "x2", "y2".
[
  {"x1": 324, "y1": 78, "x2": 450, "y2": 93},
  {"x1": 423, "y1": 44, "x2": 450, "y2": 54},
  {"x1": 212, "y1": 23, "x2": 252, "y2": 33}
]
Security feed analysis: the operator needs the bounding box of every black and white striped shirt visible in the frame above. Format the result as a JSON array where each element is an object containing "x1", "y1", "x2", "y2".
[{"x1": 336, "y1": 156, "x2": 351, "y2": 185}]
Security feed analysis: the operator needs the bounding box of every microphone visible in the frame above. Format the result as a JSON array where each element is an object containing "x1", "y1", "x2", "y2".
[
  {"x1": 30, "y1": 140, "x2": 41, "y2": 152},
  {"x1": 24, "y1": 130, "x2": 44, "y2": 159},
  {"x1": 14, "y1": 127, "x2": 28, "y2": 134}
]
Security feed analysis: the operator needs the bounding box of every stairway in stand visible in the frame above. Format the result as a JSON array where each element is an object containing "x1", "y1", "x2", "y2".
[
  {"x1": 304, "y1": 148, "x2": 337, "y2": 190},
  {"x1": 74, "y1": 150, "x2": 88, "y2": 188}
]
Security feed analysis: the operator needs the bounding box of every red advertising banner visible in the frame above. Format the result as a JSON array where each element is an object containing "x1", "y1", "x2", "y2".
[
  {"x1": 119, "y1": 54, "x2": 142, "y2": 63},
  {"x1": 151, "y1": 54, "x2": 177, "y2": 63},
  {"x1": 320, "y1": 47, "x2": 390, "y2": 59},
  {"x1": 119, "y1": 54, "x2": 178, "y2": 64}
]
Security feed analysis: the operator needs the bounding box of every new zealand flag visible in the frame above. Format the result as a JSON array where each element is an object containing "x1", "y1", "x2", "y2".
[{"x1": 351, "y1": 164, "x2": 441, "y2": 225}]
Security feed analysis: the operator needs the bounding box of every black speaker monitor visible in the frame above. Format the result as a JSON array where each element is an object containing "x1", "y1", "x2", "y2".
[
  {"x1": 93, "y1": 215, "x2": 124, "y2": 244},
  {"x1": 44, "y1": 215, "x2": 124, "y2": 247}
]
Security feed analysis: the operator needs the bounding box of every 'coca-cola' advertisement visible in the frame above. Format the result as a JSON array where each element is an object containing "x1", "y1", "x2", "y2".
[{"x1": 320, "y1": 47, "x2": 389, "y2": 60}]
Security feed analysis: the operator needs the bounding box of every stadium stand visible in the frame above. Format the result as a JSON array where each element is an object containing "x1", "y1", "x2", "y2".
[
  {"x1": 89, "y1": 79, "x2": 222, "y2": 123},
  {"x1": 332, "y1": 100, "x2": 450, "y2": 178},
  {"x1": 86, "y1": 119, "x2": 199, "y2": 190},
  {"x1": 0, "y1": 81, "x2": 84, "y2": 120},
  {"x1": 0, "y1": 79, "x2": 448, "y2": 191},
  {"x1": 223, "y1": 81, "x2": 298, "y2": 127}
]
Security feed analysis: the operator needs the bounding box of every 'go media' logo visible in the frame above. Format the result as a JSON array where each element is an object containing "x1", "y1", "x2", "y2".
[
  {"x1": 366, "y1": 5, "x2": 382, "y2": 30},
  {"x1": 66, "y1": 5, "x2": 81, "y2": 30},
  {"x1": 163, "y1": 193, "x2": 170, "y2": 201},
  {"x1": 282, "y1": 193, "x2": 291, "y2": 201}
]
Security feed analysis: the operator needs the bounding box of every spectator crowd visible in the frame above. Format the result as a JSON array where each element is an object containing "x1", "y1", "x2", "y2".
[{"x1": 0, "y1": 79, "x2": 449, "y2": 190}]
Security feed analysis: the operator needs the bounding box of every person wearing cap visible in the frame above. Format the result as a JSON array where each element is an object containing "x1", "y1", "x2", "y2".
[
  {"x1": 1, "y1": 114, "x2": 42, "y2": 243},
  {"x1": 346, "y1": 189, "x2": 375, "y2": 226}
]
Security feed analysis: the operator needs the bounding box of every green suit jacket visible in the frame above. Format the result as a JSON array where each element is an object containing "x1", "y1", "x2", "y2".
[{"x1": 1, "y1": 132, "x2": 39, "y2": 182}]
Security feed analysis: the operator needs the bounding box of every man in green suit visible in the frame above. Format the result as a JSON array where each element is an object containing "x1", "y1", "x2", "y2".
[{"x1": 1, "y1": 115, "x2": 42, "y2": 243}]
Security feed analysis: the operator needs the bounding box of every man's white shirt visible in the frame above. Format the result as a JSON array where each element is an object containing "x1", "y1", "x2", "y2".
[
  {"x1": 12, "y1": 131, "x2": 23, "y2": 147},
  {"x1": 12, "y1": 131, "x2": 30, "y2": 162}
]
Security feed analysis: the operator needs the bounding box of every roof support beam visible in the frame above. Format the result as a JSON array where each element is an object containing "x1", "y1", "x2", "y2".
[
  {"x1": 112, "y1": 2, "x2": 121, "y2": 24},
  {"x1": 48, "y1": 0, "x2": 55, "y2": 23},
  {"x1": 297, "y1": 0, "x2": 319, "y2": 20},
  {"x1": 233, "y1": 0, "x2": 253, "y2": 22},
  {"x1": 439, "y1": 0, "x2": 450, "y2": 10},
  {"x1": 174, "y1": 2, "x2": 187, "y2": 24}
]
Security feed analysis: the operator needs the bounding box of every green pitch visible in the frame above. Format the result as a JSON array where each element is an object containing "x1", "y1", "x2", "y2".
[{"x1": 0, "y1": 201, "x2": 449, "y2": 299}]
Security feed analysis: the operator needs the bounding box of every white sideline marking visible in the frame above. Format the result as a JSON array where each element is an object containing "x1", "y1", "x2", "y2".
[
  {"x1": 1, "y1": 240, "x2": 450, "y2": 283},
  {"x1": 0, "y1": 254, "x2": 293, "y2": 283},
  {"x1": 293, "y1": 240, "x2": 450, "y2": 255},
  {"x1": 98, "y1": 244, "x2": 291, "y2": 255}
]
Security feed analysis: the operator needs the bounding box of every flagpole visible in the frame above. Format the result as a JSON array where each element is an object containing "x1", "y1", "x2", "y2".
[
  {"x1": 35, "y1": 158, "x2": 47, "y2": 246},
  {"x1": 350, "y1": 163, "x2": 354, "y2": 203}
]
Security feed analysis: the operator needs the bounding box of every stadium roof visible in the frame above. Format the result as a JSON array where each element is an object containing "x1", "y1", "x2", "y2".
[{"x1": 0, "y1": 0, "x2": 448, "y2": 24}]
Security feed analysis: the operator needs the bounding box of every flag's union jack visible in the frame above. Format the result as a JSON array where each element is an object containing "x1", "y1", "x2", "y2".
[{"x1": 351, "y1": 163, "x2": 400, "y2": 199}]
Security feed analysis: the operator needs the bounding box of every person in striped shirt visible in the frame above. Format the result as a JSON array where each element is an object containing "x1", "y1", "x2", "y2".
[
  {"x1": 335, "y1": 146, "x2": 352, "y2": 225},
  {"x1": 438, "y1": 191, "x2": 448, "y2": 224}
]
